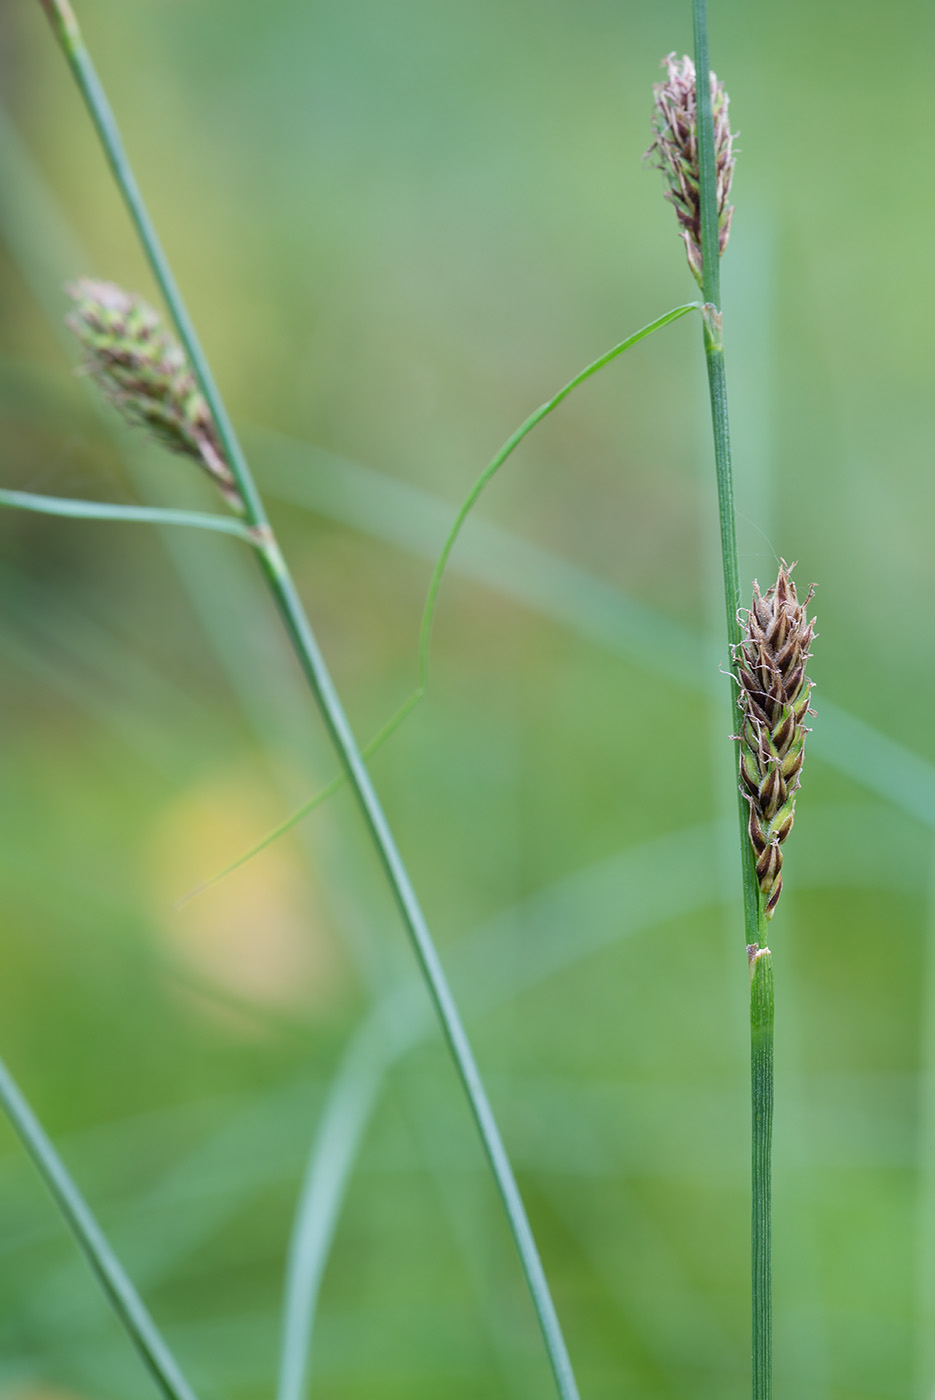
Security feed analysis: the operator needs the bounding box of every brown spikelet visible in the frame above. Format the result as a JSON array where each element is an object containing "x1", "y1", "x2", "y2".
[
  {"x1": 734, "y1": 563, "x2": 816, "y2": 919},
  {"x1": 65, "y1": 278, "x2": 243, "y2": 513},
  {"x1": 646, "y1": 53, "x2": 736, "y2": 286}
]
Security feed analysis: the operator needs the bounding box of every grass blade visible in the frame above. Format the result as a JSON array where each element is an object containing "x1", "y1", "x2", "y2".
[
  {"x1": 0, "y1": 487, "x2": 255, "y2": 540},
  {"x1": 0, "y1": 1053, "x2": 201, "y2": 1400},
  {"x1": 277, "y1": 1014, "x2": 404, "y2": 1400},
  {"x1": 180, "y1": 308, "x2": 698, "y2": 902},
  {"x1": 415, "y1": 304, "x2": 698, "y2": 687}
]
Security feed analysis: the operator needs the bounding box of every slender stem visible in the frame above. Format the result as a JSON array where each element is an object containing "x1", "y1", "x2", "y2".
[
  {"x1": 249, "y1": 540, "x2": 581, "y2": 1400},
  {"x1": 0, "y1": 1053, "x2": 201, "y2": 1400},
  {"x1": 698, "y1": 317, "x2": 760, "y2": 940},
  {"x1": 37, "y1": 4, "x2": 580, "y2": 1394},
  {"x1": 692, "y1": 3, "x2": 759, "y2": 940},
  {"x1": 915, "y1": 844, "x2": 935, "y2": 1397},
  {"x1": 691, "y1": 3, "x2": 772, "y2": 1395},
  {"x1": 36, "y1": 0, "x2": 269, "y2": 533},
  {"x1": 750, "y1": 945, "x2": 774, "y2": 1400}
]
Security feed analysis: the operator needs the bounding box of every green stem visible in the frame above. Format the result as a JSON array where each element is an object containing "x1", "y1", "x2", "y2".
[
  {"x1": 0, "y1": 1053, "x2": 201, "y2": 1400},
  {"x1": 691, "y1": 1, "x2": 758, "y2": 940},
  {"x1": 698, "y1": 315, "x2": 760, "y2": 940},
  {"x1": 37, "y1": 4, "x2": 580, "y2": 1395},
  {"x1": 750, "y1": 945, "x2": 774, "y2": 1400},
  {"x1": 691, "y1": 2, "x2": 771, "y2": 1394},
  {"x1": 249, "y1": 541, "x2": 581, "y2": 1400}
]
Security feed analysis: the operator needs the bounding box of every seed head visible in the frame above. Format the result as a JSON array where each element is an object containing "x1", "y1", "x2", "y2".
[
  {"x1": 646, "y1": 53, "x2": 736, "y2": 286},
  {"x1": 734, "y1": 564, "x2": 815, "y2": 920},
  {"x1": 65, "y1": 278, "x2": 242, "y2": 512}
]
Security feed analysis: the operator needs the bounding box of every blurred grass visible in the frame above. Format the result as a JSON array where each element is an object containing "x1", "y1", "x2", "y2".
[{"x1": 0, "y1": 1, "x2": 932, "y2": 1398}]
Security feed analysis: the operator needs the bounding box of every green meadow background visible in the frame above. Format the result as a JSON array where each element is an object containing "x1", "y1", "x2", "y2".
[{"x1": 0, "y1": 2, "x2": 931, "y2": 1397}]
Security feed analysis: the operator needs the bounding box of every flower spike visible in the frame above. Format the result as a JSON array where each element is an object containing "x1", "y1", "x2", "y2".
[
  {"x1": 647, "y1": 52, "x2": 736, "y2": 285},
  {"x1": 66, "y1": 279, "x2": 243, "y2": 512},
  {"x1": 734, "y1": 563, "x2": 816, "y2": 919}
]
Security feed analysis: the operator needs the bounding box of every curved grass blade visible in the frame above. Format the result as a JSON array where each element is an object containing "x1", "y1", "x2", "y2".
[
  {"x1": 416, "y1": 303, "x2": 698, "y2": 686},
  {"x1": 181, "y1": 305, "x2": 698, "y2": 901},
  {"x1": 277, "y1": 1015, "x2": 399, "y2": 1400},
  {"x1": 276, "y1": 817, "x2": 724, "y2": 1398}
]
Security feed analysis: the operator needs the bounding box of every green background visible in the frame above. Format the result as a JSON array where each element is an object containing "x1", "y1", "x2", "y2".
[{"x1": 0, "y1": 1, "x2": 931, "y2": 1397}]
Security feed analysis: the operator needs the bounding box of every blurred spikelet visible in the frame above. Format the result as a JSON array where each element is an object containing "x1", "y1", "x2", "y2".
[
  {"x1": 66, "y1": 278, "x2": 242, "y2": 511},
  {"x1": 735, "y1": 564, "x2": 815, "y2": 919},
  {"x1": 647, "y1": 52, "x2": 736, "y2": 285}
]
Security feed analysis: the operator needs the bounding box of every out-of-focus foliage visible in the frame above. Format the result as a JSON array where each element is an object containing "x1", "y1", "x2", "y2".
[{"x1": 0, "y1": 2, "x2": 931, "y2": 1398}]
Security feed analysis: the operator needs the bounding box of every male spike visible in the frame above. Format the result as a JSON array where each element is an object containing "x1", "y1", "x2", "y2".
[
  {"x1": 646, "y1": 52, "x2": 736, "y2": 285},
  {"x1": 66, "y1": 279, "x2": 243, "y2": 512}
]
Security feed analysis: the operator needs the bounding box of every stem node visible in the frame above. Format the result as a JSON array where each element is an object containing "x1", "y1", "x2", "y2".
[{"x1": 701, "y1": 301, "x2": 723, "y2": 350}]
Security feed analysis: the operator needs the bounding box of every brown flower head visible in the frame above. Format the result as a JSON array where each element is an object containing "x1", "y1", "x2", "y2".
[
  {"x1": 65, "y1": 278, "x2": 242, "y2": 512},
  {"x1": 646, "y1": 52, "x2": 736, "y2": 285},
  {"x1": 734, "y1": 564, "x2": 816, "y2": 919}
]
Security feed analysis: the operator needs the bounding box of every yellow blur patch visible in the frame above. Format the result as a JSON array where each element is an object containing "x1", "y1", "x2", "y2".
[{"x1": 145, "y1": 769, "x2": 345, "y2": 1023}]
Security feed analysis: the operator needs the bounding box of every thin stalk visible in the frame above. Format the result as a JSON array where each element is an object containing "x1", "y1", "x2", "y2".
[
  {"x1": 0, "y1": 1053, "x2": 201, "y2": 1400},
  {"x1": 691, "y1": 0, "x2": 759, "y2": 939},
  {"x1": 914, "y1": 842, "x2": 935, "y2": 1398},
  {"x1": 691, "y1": 2, "x2": 772, "y2": 1395},
  {"x1": 699, "y1": 315, "x2": 759, "y2": 941},
  {"x1": 750, "y1": 945, "x2": 774, "y2": 1400},
  {"x1": 240, "y1": 540, "x2": 581, "y2": 1400},
  {"x1": 37, "y1": 4, "x2": 580, "y2": 1394}
]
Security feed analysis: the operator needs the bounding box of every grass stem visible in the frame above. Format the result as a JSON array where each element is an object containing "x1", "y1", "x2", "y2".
[
  {"x1": 750, "y1": 945, "x2": 774, "y2": 1400},
  {"x1": 35, "y1": 3, "x2": 580, "y2": 1394},
  {"x1": 692, "y1": 1, "x2": 773, "y2": 1393}
]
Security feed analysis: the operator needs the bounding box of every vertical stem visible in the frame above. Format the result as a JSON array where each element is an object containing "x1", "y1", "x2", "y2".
[
  {"x1": 750, "y1": 945, "x2": 774, "y2": 1400},
  {"x1": 692, "y1": 3, "x2": 773, "y2": 1396},
  {"x1": 251, "y1": 542, "x2": 581, "y2": 1400},
  {"x1": 699, "y1": 314, "x2": 761, "y2": 940},
  {"x1": 35, "y1": 5, "x2": 580, "y2": 1397},
  {"x1": 692, "y1": 0, "x2": 759, "y2": 939},
  {"x1": 913, "y1": 842, "x2": 935, "y2": 1398}
]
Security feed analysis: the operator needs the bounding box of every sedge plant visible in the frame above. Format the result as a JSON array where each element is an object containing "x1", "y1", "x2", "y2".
[
  {"x1": 648, "y1": 9, "x2": 817, "y2": 1398},
  {"x1": 0, "y1": 1, "x2": 817, "y2": 1398}
]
